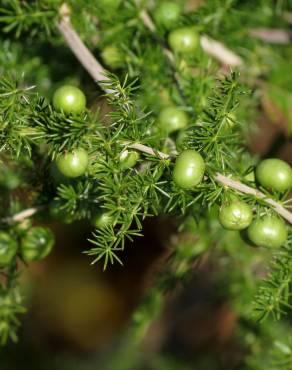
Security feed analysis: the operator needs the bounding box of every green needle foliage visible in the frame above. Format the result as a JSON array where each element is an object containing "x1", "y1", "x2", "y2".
[
  {"x1": 254, "y1": 244, "x2": 292, "y2": 322},
  {"x1": 0, "y1": 267, "x2": 25, "y2": 345},
  {"x1": 0, "y1": 1, "x2": 291, "y2": 369}
]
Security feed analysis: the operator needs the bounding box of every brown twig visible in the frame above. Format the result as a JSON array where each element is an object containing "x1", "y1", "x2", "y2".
[
  {"x1": 57, "y1": 4, "x2": 112, "y2": 93},
  {"x1": 6, "y1": 142, "x2": 291, "y2": 225},
  {"x1": 214, "y1": 173, "x2": 292, "y2": 223},
  {"x1": 200, "y1": 35, "x2": 243, "y2": 67},
  {"x1": 1, "y1": 205, "x2": 45, "y2": 225},
  {"x1": 126, "y1": 142, "x2": 171, "y2": 160},
  {"x1": 124, "y1": 142, "x2": 292, "y2": 224},
  {"x1": 249, "y1": 28, "x2": 292, "y2": 44}
]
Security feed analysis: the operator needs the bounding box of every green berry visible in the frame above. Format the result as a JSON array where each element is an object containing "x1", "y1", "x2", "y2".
[
  {"x1": 168, "y1": 27, "x2": 199, "y2": 54},
  {"x1": 256, "y1": 158, "x2": 292, "y2": 192},
  {"x1": 247, "y1": 215, "x2": 287, "y2": 249},
  {"x1": 21, "y1": 227, "x2": 55, "y2": 261},
  {"x1": 158, "y1": 106, "x2": 188, "y2": 134},
  {"x1": 219, "y1": 200, "x2": 253, "y2": 231},
  {"x1": 53, "y1": 85, "x2": 86, "y2": 114},
  {"x1": 91, "y1": 210, "x2": 113, "y2": 229},
  {"x1": 0, "y1": 232, "x2": 18, "y2": 267},
  {"x1": 56, "y1": 148, "x2": 89, "y2": 178},
  {"x1": 173, "y1": 149, "x2": 205, "y2": 189},
  {"x1": 119, "y1": 150, "x2": 140, "y2": 169},
  {"x1": 154, "y1": 2, "x2": 182, "y2": 29}
]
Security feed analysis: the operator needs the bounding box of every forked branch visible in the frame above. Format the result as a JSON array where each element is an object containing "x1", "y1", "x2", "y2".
[{"x1": 127, "y1": 142, "x2": 292, "y2": 224}]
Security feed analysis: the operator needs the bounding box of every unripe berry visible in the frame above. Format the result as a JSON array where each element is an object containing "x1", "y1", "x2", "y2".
[
  {"x1": 173, "y1": 149, "x2": 205, "y2": 189},
  {"x1": 168, "y1": 27, "x2": 199, "y2": 54},
  {"x1": 56, "y1": 148, "x2": 89, "y2": 178},
  {"x1": 53, "y1": 85, "x2": 86, "y2": 114},
  {"x1": 256, "y1": 158, "x2": 292, "y2": 192},
  {"x1": 247, "y1": 215, "x2": 287, "y2": 249}
]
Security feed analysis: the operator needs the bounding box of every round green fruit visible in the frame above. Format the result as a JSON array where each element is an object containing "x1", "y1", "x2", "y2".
[
  {"x1": 119, "y1": 150, "x2": 140, "y2": 170},
  {"x1": 247, "y1": 215, "x2": 287, "y2": 249},
  {"x1": 256, "y1": 158, "x2": 292, "y2": 192},
  {"x1": 0, "y1": 232, "x2": 18, "y2": 267},
  {"x1": 168, "y1": 27, "x2": 199, "y2": 54},
  {"x1": 53, "y1": 85, "x2": 86, "y2": 114},
  {"x1": 173, "y1": 149, "x2": 205, "y2": 189},
  {"x1": 91, "y1": 210, "x2": 113, "y2": 229},
  {"x1": 101, "y1": 45, "x2": 123, "y2": 69},
  {"x1": 20, "y1": 227, "x2": 55, "y2": 261},
  {"x1": 158, "y1": 106, "x2": 188, "y2": 134},
  {"x1": 154, "y1": 2, "x2": 182, "y2": 29},
  {"x1": 56, "y1": 148, "x2": 89, "y2": 178},
  {"x1": 219, "y1": 200, "x2": 253, "y2": 231}
]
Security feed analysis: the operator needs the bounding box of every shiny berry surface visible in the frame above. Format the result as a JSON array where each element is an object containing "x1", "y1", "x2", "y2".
[
  {"x1": 21, "y1": 227, "x2": 55, "y2": 261},
  {"x1": 173, "y1": 149, "x2": 205, "y2": 189},
  {"x1": 168, "y1": 27, "x2": 199, "y2": 54},
  {"x1": 247, "y1": 215, "x2": 287, "y2": 249},
  {"x1": 53, "y1": 85, "x2": 86, "y2": 114},
  {"x1": 56, "y1": 148, "x2": 89, "y2": 178},
  {"x1": 154, "y1": 2, "x2": 182, "y2": 29},
  {"x1": 256, "y1": 158, "x2": 292, "y2": 192},
  {"x1": 219, "y1": 200, "x2": 253, "y2": 230}
]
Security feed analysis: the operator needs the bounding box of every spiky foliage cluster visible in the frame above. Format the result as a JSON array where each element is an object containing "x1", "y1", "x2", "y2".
[{"x1": 0, "y1": 0, "x2": 291, "y2": 368}]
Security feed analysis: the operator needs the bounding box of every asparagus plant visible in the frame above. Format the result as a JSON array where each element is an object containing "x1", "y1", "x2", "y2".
[{"x1": 0, "y1": 0, "x2": 291, "y2": 368}]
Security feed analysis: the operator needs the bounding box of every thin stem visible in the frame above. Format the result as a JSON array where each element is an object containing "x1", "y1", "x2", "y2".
[
  {"x1": 126, "y1": 142, "x2": 171, "y2": 160},
  {"x1": 200, "y1": 35, "x2": 243, "y2": 67},
  {"x1": 125, "y1": 142, "x2": 292, "y2": 225},
  {"x1": 139, "y1": 9, "x2": 156, "y2": 33},
  {"x1": 214, "y1": 173, "x2": 292, "y2": 223},
  {"x1": 1, "y1": 205, "x2": 45, "y2": 225},
  {"x1": 57, "y1": 4, "x2": 112, "y2": 93},
  {"x1": 249, "y1": 28, "x2": 291, "y2": 44}
]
